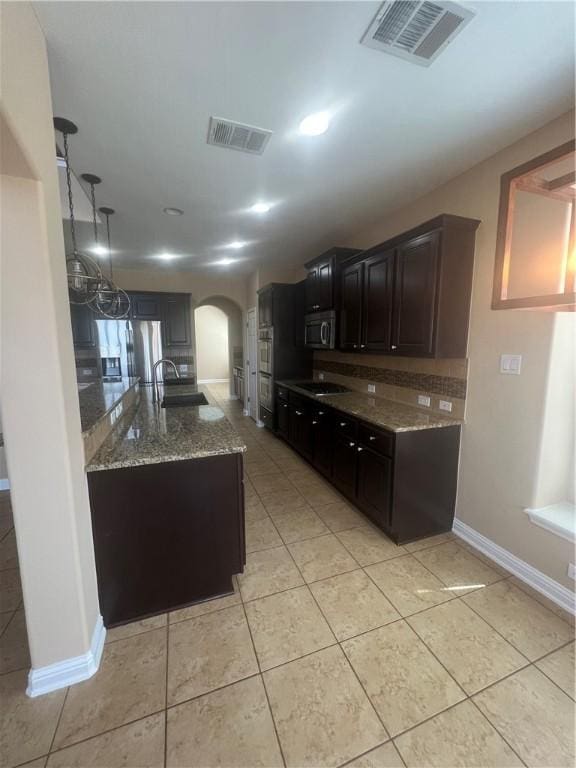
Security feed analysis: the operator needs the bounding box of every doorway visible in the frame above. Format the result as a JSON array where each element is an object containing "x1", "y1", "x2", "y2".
[
  {"x1": 194, "y1": 305, "x2": 229, "y2": 385},
  {"x1": 246, "y1": 308, "x2": 258, "y2": 421}
]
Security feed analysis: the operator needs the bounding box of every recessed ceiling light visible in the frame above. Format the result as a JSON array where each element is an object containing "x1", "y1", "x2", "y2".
[
  {"x1": 156, "y1": 251, "x2": 180, "y2": 261},
  {"x1": 214, "y1": 258, "x2": 237, "y2": 266},
  {"x1": 250, "y1": 202, "x2": 273, "y2": 214},
  {"x1": 299, "y1": 111, "x2": 331, "y2": 136},
  {"x1": 90, "y1": 245, "x2": 108, "y2": 256},
  {"x1": 163, "y1": 207, "x2": 184, "y2": 216},
  {"x1": 226, "y1": 240, "x2": 247, "y2": 250}
]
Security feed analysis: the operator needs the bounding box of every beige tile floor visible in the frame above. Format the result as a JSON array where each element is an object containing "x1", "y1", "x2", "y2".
[{"x1": 1, "y1": 384, "x2": 575, "y2": 768}]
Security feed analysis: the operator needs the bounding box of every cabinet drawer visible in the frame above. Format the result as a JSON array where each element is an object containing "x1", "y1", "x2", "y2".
[
  {"x1": 277, "y1": 385, "x2": 289, "y2": 402},
  {"x1": 333, "y1": 415, "x2": 358, "y2": 439},
  {"x1": 358, "y1": 423, "x2": 394, "y2": 457}
]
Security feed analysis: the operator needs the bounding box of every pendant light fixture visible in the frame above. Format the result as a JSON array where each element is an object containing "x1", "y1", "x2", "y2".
[
  {"x1": 94, "y1": 207, "x2": 131, "y2": 319},
  {"x1": 54, "y1": 118, "x2": 103, "y2": 305}
]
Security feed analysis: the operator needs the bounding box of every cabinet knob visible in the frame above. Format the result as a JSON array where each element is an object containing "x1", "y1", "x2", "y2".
[
  {"x1": 357, "y1": 447, "x2": 363, "y2": 452},
  {"x1": 340, "y1": 422, "x2": 346, "y2": 427},
  {"x1": 353, "y1": 344, "x2": 358, "y2": 349},
  {"x1": 312, "y1": 421, "x2": 318, "y2": 425},
  {"x1": 349, "y1": 442, "x2": 355, "y2": 448},
  {"x1": 283, "y1": 404, "x2": 288, "y2": 408},
  {"x1": 360, "y1": 344, "x2": 366, "y2": 349},
  {"x1": 318, "y1": 411, "x2": 324, "y2": 416},
  {"x1": 295, "y1": 410, "x2": 302, "y2": 416},
  {"x1": 369, "y1": 436, "x2": 376, "y2": 441},
  {"x1": 391, "y1": 345, "x2": 397, "y2": 350}
]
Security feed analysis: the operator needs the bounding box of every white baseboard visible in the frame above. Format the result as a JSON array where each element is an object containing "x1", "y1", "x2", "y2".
[
  {"x1": 453, "y1": 519, "x2": 575, "y2": 616},
  {"x1": 256, "y1": 419, "x2": 265, "y2": 428},
  {"x1": 197, "y1": 378, "x2": 229, "y2": 384},
  {"x1": 27, "y1": 614, "x2": 106, "y2": 697},
  {"x1": 0, "y1": 479, "x2": 10, "y2": 491}
]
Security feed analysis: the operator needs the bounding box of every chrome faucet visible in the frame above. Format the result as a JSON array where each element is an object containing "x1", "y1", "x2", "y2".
[{"x1": 152, "y1": 359, "x2": 180, "y2": 404}]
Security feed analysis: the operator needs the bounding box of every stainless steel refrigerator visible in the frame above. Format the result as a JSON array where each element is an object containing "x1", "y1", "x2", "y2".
[{"x1": 95, "y1": 319, "x2": 163, "y2": 384}]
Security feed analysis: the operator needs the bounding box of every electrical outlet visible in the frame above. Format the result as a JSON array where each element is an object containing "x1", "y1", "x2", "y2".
[
  {"x1": 367, "y1": 384, "x2": 376, "y2": 394},
  {"x1": 568, "y1": 563, "x2": 576, "y2": 581},
  {"x1": 439, "y1": 400, "x2": 453, "y2": 412},
  {"x1": 318, "y1": 372, "x2": 324, "y2": 381},
  {"x1": 417, "y1": 395, "x2": 431, "y2": 407}
]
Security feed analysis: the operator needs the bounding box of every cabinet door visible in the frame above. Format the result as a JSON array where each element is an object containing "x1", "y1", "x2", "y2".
[
  {"x1": 356, "y1": 446, "x2": 392, "y2": 528},
  {"x1": 311, "y1": 408, "x2": 332, "y2": 477},
  {"x1": 305, "y1": 267, "x2": 319, "y2": 313},
  {"x1": 317, "y1": 258, "x2": 333, "y2": 311},
  {"x1": 392, "y1": 233, "x2": 439, "y2": 356},
  {"x1": 163, "y1": 295, "x2": 191, "y2": 347},
  {"x1": 70, "y1": 303, "x2": 96, "y2": 348},
  {"x1": 363, "y1": 249, "x2": 394, "y2": 352},
  {"x1": 339, "y1": 262, "x2": 364, "y2": 350},
  {"x1": 258, "y1": 289, "x2": 273, "y2": 328},
  {"x1": 332, "y1": 434, "x2": 357, "y2": 498},
  {"x1": 276, "y1": 399, "x2": 290, "y2": 439},
  {"x1": 289, "y1": 405, "x2": 313, "y2": 459},
  {"x1": 130, "y1": 293, "x2": 163, "y2": 320}
]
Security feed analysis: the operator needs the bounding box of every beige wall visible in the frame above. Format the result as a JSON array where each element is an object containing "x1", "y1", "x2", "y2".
[
  {"x1": 113, "y1": 267, "x2": 249, "y2": 310},
  {"x1": 343, "y1": 111, "x2": 576, "y2": 590},
  {"x1": 245, "y1": 265, "x2": 307, "y2": 309},
  {"x1": 194, "y1": 305, "x2": 229, "y2": 381},
  {"x1": 1, "y1": 2, "x2": 100, "y2": 674}
]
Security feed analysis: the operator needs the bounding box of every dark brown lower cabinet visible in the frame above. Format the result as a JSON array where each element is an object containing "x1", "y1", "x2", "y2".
[
  {"x1": 88, "y1": 452, "x2": 245, "y2": 627},
  {"x1": 276, "y1": 399, "x2": 290, "y2": 439},
  {"x1": 332, "y1": 434, "x2": 357, "y2": 497},
  {"x1": 356, "y1": 446, "x2": 392, "y2": 528},
  {"x1": 274, "y1": 385, "x2": 460, "y2": 544}
]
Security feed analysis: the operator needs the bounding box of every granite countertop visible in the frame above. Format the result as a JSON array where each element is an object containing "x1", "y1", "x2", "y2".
[
  {"x1": 78, "y1": 377, "x2": 140, "y2": 436},
  {"x1": 86, "y1": 384, "x2": 246, "y2": 472},
  {"x1": 277, "y1": 380, "x2": 462, "y2": 433}
]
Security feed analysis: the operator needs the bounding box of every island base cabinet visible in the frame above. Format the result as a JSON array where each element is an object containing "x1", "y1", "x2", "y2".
[{"x1": 88, "y1": 453, "x2": 245, "y2": 628}]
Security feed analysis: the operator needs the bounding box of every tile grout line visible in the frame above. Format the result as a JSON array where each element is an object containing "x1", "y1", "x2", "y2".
[
  {"x1": 466, "y1": 696, "x2": 529, "y2": 767},
  {"x1": 46, "y1": 683, "x2": 71, "y2": 756}
]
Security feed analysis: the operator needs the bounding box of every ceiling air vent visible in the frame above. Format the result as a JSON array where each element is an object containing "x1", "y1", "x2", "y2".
[
  {"x1": 360, "y1": 1, "x2": 475, "y2": 66},
  {"x1": 207, "y1": 116, "x2": 272, "y2": 155}
]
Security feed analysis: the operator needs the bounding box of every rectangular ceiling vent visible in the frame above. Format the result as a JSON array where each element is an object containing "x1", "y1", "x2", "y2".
[
  {"x1": 360, "y1": 1, "x2": 475, "y2": 66},
  {"x1": 207, "y1": 116, "x2": 272, "y2": 155}
]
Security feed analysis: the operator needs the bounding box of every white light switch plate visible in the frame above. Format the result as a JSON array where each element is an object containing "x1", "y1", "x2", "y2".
[
  {"x1": 417, "y1": 395, "x2": 431, "y2": 407},
  {"x1": 367, "y1": 384, "x2": 376, "y2": 394},
  {"x1": 500, "y1": 354, "x2": 522, "y2": 375},
  {"x1": 439, "y1": 400, "x2": 453, "y2": 412}
]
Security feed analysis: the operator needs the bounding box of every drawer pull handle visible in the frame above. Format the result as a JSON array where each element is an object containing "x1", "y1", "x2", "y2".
[
  {"x1": 360, "y1": 344, "x2": 366, "y2": 348},
  {"x1": 391, "y1": 345, "x2": 397, "y2": 350},
  {"x1": 295, "y1": 410, "x2": 302, "y2": 416},
  {"x1": 357, "y1": 447, "x2": 363, "y2": 452},
  {"x1": 369, "y1": 436, "x2": 376, "y2": 441},
  {"x1": 340, "y1": 422, "x2": 346, "y2": 427},
  {"x1": 312, "y1": 421, "x2": 318, "y2": 425},
  {"x1": 349, "y1": 442, "x2": 355, "y2": 448},
  {"x1": 318, "y1": 411, "x2": 324, "y2": 415}
]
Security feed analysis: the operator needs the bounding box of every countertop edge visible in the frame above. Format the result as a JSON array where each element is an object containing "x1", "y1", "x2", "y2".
[{"x1": 276, "y1": 380, "x2": 462, "y2": 433}]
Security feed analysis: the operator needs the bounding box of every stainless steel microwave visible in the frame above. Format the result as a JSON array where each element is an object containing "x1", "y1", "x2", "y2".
[{"x1": 304, "y1": 311, "x2": 336, "y2": 349}]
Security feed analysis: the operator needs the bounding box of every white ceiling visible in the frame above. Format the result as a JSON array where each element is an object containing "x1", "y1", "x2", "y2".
[{"x1": 35, "y1": 1, "x2": 575, "y2": 275}]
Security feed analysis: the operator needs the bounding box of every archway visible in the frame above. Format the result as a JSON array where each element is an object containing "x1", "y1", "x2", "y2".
[
  {"x1": 194, "y1": 305, "x2": 229, "y2": 384},
  {"x1": 195, "y1": 296, "x2": 244, "y2": 400}
]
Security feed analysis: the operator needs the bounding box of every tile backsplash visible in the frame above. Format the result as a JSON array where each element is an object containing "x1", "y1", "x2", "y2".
[{"x1": 313, "y1": 351, "x2": 467, "y2": 419}]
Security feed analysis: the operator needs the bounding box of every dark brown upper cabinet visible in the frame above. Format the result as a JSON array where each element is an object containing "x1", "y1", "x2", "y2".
[
  {"x1": 340, "y1": 261, "x2": 364, "y2": 350},
  {"x1": 258, "y1": 285, "x2": 273, "y2": 328},
  {"x1": 392, "y1": 233, "x2": 439, "y2": 356},
  {"x1": 130, "y1": 293, "x2": 163, "y2": 320},
  {"x1": 305, "y1": 247, "x2": 360, "y2": 313},
  {"x1": 364, "y1": 248, "x2": 395, "y2": 352},
  {"x1": 163, "y1": 294, "x2": 191, "y2": 347},
  {"x1": 70, "y1": 303, "x2": 97, "y2": 348},
  {"x1": 338, "y1": 214, "x2": 480, "y2": 358}
]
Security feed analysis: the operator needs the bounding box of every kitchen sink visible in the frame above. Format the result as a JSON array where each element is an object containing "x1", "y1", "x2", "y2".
[{"x1": 161, "y1": 393, "x2": 208, "y2": 408}]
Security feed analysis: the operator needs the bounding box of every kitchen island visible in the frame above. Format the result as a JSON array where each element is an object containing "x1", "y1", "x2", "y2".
[{"x1": 84, "y1": 385, "x2": 246, "y2": 628}]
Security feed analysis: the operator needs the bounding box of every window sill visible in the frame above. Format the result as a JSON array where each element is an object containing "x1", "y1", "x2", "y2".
[{"x1": 524, "y1": 502, "x2": 576, "y2": 543}]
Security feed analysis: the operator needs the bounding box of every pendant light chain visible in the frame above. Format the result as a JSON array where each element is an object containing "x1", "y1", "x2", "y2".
[
  {"x1": 105, "y1": 212, "x2": 113, "y2": 281},
  {"x1": 63, "y1": 132, "x2": 78, "y2": 254},
  {"x1": 90, "y1": 183, "x2": 98, "y2": 243}
]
